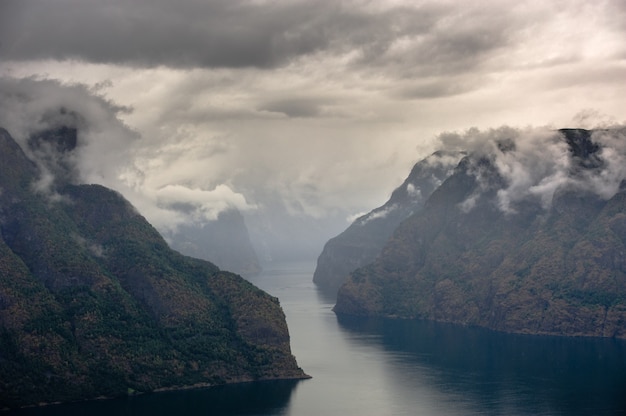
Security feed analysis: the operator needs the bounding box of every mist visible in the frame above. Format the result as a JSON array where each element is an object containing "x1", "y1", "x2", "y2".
[
  {"x1": 3, "y1": 75, "x2": 626, "y2": 263},
  {"x1": 2, "y1": 0, "x2": 625, "y2": 262},
  {"x1": 436, "y1": 126, "x2": 626, "y2": 215},
  {"x1": 0, "y1": 76, "x2": 353, "y2": 261}
]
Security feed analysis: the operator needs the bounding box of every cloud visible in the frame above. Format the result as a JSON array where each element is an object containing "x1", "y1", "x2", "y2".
[
  {"x1": 572, "y1": 109, "x2": 619, "y2": 129},
  {"x1": 258, "y1": 96, "x2": 336, "y2": 118},
  {"x1": 442, "y1": 125, "x2": 626, "y2": 215},
  {"x1": 3, "y1": 0, "x2": 432, "y2": 69},
  {"x1": 0, "y1": 76, "x2": 137, "y2": 195},
  {"x1": 581, "y1": 129, "x2": 626, "y2": 199},
  {"x1": 156, "y1": 184, "x2": 256, "y2": 223},
  {"x1": 392, "y1": 78, "x2": 476, "y2": 100},
  {"x1": 346, "y1": 211, "x2": 368, "y2": 224},
  {"x1": 7, "y1": 0, "x2": 621, "y2": 83},
  {"x1": 1, "y1": 0, "x2": 625, "y2": 259},
  {"x1": 406, "y1": 183, "x2": 422, "y2": 198},
  {"x1": 493, "y1": 129, "x2": 571, "y2": 213},
  {"x1": 358, "y1": 204, "x2": 398, "y2": 225},
  {"x1": 0, "y1": 76, "x2": 257, "y2": 232}
]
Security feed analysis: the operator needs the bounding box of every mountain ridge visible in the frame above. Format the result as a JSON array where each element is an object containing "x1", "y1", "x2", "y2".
[
  {"x1": 334, "y1": 128, "x2": 626, "y2": 338},
  {"x1": 313, "y1": 150, "x2": 464, "y2": 293},
  {"x1": 0, "y1": 127, "x2": 307, "y2": 409}
]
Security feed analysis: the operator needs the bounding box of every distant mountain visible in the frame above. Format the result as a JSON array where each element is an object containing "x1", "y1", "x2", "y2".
[
  {"x1": 0, "y1": 128, "x2": 307, "y2": 409},
  {"x1": 168, "y1": 209, "x2": 262, "y2": 277},
  {"x1": 313, "y1": 151, "x2": 464, "y2": 293},
  {"x1": 244, "y1": 191, "x2": 346, "y2": 264},
  {"x1": 334, "y1": 128, "x2": 626, "y2": 338}
]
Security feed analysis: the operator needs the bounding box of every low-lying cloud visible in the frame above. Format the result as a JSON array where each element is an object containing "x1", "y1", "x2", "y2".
[
  {"x1": 358, "y1": 204, "x2": 398, "y2": 225},
  {"x1": 0, "y1": 76, "x2": 137, "y2": 198},
  {"x1": 156, "y1": 184, "x2": 256, "y2": 223},
  {"x1": 0, "y1": 76, "x2": 252, "y2": 232},
  {"x1": 2, "y1": 0, "x2": 625, "y2": 261},
  {"x1": 2, "y1": 76, "x2": 625, "y2": 262},
  {"x1": 438, "y1": 126, "x2": 626, "y2": 215}
]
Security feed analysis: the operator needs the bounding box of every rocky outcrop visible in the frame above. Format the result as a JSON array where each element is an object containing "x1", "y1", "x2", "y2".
[
  {"x1": 0, "y1": 128, "x2": 307, "y2": 409},
  {"x1": 313, "y1": 151, "x2": 463, "y2": 293},
  {"x1": 335, "y1": 128, "x2": 626, "y2": 338}
]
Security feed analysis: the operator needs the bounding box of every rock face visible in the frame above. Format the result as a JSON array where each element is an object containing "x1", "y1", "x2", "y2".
[
  {"x1": 168, "y1": 209, "x2": 262, "y2": 278},
  {"x1": 313, "y1": 151, "x2": 464, "y2": 293},
  {"x1": 335, "y1": 128, "x2": 626, "y2": 338},
  {"x1": 0, "y1": 128, "x2": 307, "y2": 409}
]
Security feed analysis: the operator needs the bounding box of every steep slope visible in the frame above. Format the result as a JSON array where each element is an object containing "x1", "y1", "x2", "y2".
[
  {"x1": 168, "y1": 209, "x2": 262, "y2": 277},
  {"x1": 313, "y1": 151, "x2": 463, "y2": 293},
  {"x1": 335, "y1": 128, "x2": 626, "y2": 338},
  {"x1": 0, "y1": 128, "x2": 306, "y2": 409}
]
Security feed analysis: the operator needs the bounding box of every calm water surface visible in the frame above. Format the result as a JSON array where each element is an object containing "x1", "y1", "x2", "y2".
[{"x1": 9, "y1": 262, "x2": 626, "y2": 415}]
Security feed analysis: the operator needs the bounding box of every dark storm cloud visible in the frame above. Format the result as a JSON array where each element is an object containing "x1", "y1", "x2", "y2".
[
  {"x1": 259, "y1": 96, "x2": 334, "y2": 118},
  {"x1": 2, "y1": 0, "x2": 625, "y2": 241},
  {"x1": 392, "y1": 78, "x2": 475, "y2": 99},
  {"x1": 1, "y1": 0, "x2": 327, "y2": 68},
  {"x1": 2, "y1": 0, "x2": 519, "y2": 76},
  {"x1": 349, "y1": 6, "x2": 513, "y2": 77}
]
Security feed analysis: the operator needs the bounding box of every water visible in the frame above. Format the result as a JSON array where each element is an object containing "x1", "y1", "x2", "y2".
[{"x1": 8, "y1": 262, "x2": 626, "y2": 415}]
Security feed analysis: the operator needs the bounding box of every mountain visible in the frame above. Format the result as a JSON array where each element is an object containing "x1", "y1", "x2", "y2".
[
  {"x1": 0, "y1": 128, "x2": 307, "y2": 409},
  {"x1": 244, "y1": 190, "x2": 347, "y2": 264},
  {"x1": 167, "y1": 209, "x2": 262, "y2": 277},
  {"x1": 313, "y1": 151, "x2": 464, "y2": 293},
  {"x1": 334, "y1": 128, "x2": 626, "y2": 338}
]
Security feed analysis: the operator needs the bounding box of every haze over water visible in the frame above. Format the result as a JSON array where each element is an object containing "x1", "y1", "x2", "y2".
[
  {"x1": 252, "y1": 263, "x2": 626, "y2": 416},
  {"x1": 10, "y1": 262, "x2": 626, "y2": 416}
]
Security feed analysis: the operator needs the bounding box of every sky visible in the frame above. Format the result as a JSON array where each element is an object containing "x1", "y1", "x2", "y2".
[{"x1": 1, "y1": 0, "x2": 625, "y2": 258}]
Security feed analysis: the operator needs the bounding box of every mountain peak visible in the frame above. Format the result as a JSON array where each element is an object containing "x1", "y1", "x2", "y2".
[
  {"x1": 313, "y1": 149, "x2": 464, "y2": 293},
  {"x1": 0, "y1": 128, "x2": 307, "y2": 408},
  {"x1": 558, "y1": 128, "x2": 602, "y2": 169},
  {"x1": 331, "y1": 127, "x2": 626, "y2": 338}
]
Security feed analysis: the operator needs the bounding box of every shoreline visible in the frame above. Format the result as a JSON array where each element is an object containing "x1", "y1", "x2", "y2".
[{"x1": 1, "y1": 372, "x2": 311, "y2": 412}]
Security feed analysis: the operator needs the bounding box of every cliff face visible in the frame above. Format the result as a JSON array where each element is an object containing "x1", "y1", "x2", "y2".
[
  {"x1": 313, "y1": 151, "x2": 464, "y2": 293},
  {"x1": 335, "y1": 129, "x2": 626, "y2": 338},
  {"x1": 168, "y1": 209, "x2": 262, "y2": 277},
  {"x1": 0, "y1": 128, "x2": 306, "y2": 409}
]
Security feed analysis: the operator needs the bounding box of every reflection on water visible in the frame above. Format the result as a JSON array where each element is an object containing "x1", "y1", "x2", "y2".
[
  {"x1": 7, "y1": 380, "x2": 299, "y2": 416},
  {"x1": 6, "y1": 262, "x2": 626, "y2": 416},
  {"x1": 336, "y1": 315, "x2": 626, "y2": 416}
]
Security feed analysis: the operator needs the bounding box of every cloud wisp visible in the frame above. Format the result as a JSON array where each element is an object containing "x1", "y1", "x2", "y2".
[
  {"x1": 0, "y1": 76, "x2": 255, "y2": 232},
  {"x1": 440, "y1": 126, "x2": 626, "y2": 215},
  {"x1": 1, "y1": 0, "x2": 625, "y2": 259}
]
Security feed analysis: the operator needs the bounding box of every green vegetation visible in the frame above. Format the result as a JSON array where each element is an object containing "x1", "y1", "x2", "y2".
[
  {"x1": 335, "y1": 130, "x2": 626, "y2": 339},
  {"x1": 0, "y1": 129, "x2": 306, "y2": 409},
  {"x1": 313, "y1": 151, "x2": 464, "y2": 292}
]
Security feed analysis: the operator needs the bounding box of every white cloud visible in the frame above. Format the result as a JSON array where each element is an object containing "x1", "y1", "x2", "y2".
[
  {"x1": 156, "y1": 184, "x2": 256, "y2": 223},
  {"x1": 346, "y1": 211, "x2": 368, "y2": 223},
  {"x1": 359, "y1": 204, "x2": 398, "y2": 225},
  {"x1": 0, "y1": 77, "x2": 255, "y2": 233},
  {"x1": 1, "y1": 0, "x2": 625, "y2": 257},
  {"x1": 450, "y1": 126, "x2": 626, "y2": 215},
  {"x1": 406, "y1": 183, "x2": 422, "y2": 198},
  {"x1": 580, "y1": 129, "x2": 626, "y2": 199}
]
